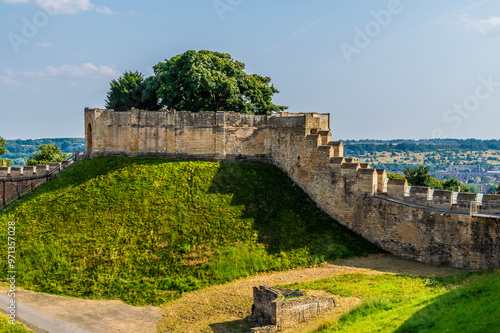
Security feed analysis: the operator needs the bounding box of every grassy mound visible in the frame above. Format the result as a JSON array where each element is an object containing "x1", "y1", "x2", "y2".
[
  {"x1": 285, "y1": 270, "x2": 500, "y2": 332},
  {"x1": 0, "y1": 157, "x2": 380, "y2": 305}
]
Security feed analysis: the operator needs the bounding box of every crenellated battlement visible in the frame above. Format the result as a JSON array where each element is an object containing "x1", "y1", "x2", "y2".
[
  {"x1": 1, "y1": 157, "x2": 79, "y2": 209},
  {"x1": 0, "y1": 162, "x2": 69, "y2": 179},
  {"x1": 281, "y1": 125, "x2": 500, "y2": 215},
  {"x1": 85, "y1": 108, "x2": 500, "y2": 270}
]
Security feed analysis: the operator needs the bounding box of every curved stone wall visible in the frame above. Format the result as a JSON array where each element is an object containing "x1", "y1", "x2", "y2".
[{"x1": 85, "y1": 108, "x2": 500, "y2": 269}]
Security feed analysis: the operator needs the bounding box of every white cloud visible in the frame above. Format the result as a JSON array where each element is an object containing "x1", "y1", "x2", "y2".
[
  {"x1": 0, "y1": 75, "x2": 21, "y2": 86},
  {"x1": 95, "y1": 5, "x2": 116, "y2": 15},
  {"x1": 1, "y1": 0, "x2": 29, "y2": 3},
  {"x1": 35, "y1": 42, "x2": 53, "y2": 47},
  {"x1": 3, "y1": 0, "x2": 116, "y2": 15},
  {"x1": 35, "y1": 0, "x2": 92, "y2": 14},
  {"x1": 26, "y1": 0, "x2": 115, "y2": 15},
  {"x1": 462, "y1": 16, "x2": 500, "y2": 35},
  {"x1": 22, "y1": 63, "x2": 119, "y2": 78}
]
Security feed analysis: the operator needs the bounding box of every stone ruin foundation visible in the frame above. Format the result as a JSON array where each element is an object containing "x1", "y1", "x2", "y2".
[{"x1": 250, "y1": 285, "x2": 336, "y2": 332}]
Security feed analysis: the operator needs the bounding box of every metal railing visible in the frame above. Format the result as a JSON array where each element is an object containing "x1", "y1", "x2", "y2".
[
  {"x1": 374, "y1": 188, "x2": 500, "y2": 218},
  {"x1": 477, "y1": 200, "x2": 500, "y2": 218},
  {"x1": 1, "y1": 153, "x2": 80, "y2": 210}
]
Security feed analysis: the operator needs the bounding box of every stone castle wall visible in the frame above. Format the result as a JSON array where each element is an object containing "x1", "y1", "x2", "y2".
[
  {"x1": 85, "y1": 108, "x2": 500, "y2": 270},
  {"x1": 1, "y1": 161, "x2": 73, "y2": 206}
]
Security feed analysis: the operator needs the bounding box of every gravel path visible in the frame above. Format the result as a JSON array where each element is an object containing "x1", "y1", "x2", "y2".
[{"x1": 0, "y1": 287, "x2": 161, "y2": 333}]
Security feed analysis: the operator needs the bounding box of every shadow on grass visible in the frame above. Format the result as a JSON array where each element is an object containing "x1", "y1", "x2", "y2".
[
  {"x1": 395, "y1": 271, "x2": 500, "y2": 333},
  {"x1": 0, "y1": 156, "x2": 383, "y2": 307},
  {"x1": 209, "y1": 317, "x2": 254, "y2": 333},
  {"x1": 206, "y1": 161, "x2": 383, "y2": 260}
]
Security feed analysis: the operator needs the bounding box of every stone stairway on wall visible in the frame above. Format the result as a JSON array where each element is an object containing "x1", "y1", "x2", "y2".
[
  {"x1": 275, "y1": 122, "x2": 500, "y2": 270},
  {"x1": 303, "y1": 130, "x2": 500, "y2": 217}
]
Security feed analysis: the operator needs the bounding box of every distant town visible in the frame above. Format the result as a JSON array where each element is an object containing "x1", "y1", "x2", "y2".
[{"x1": 343, "y1": 139, "x2": 500, "y2": 194}]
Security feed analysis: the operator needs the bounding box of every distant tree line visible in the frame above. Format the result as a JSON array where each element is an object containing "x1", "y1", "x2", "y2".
[
  {"x1": 2, "y1": 138, "x2": 84, "y2": 166},
  {"x1": 344, "y1": 139, "x2": 500, "y2": 155}
]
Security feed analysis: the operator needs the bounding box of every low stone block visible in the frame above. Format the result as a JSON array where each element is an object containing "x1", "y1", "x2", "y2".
[
  {"x1": 9, "y1": 167, "x2": 22, "y2": 177},
  {"x1": 387, "y1": 178, "x2": 408, "y2": 200},
  {"x1": 0, "y1": 167, "x2": 9, "y2": 177},
  {"x1": 22, "y1": 166, "x2": 35, "y2": 177},
  {"x1": 36, "y1": 165, "x2": 49, "y2": 176},
  {"x1": 251, "y1": 285, "x2": 334, "y2": 331}
]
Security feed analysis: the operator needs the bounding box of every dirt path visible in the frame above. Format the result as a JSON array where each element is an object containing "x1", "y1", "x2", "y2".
[
  {"x1": 0, "y1": 287, "x2": 161, "y2": 333},
  {"x1": 157, "y1": 254, "x2": 466, "y2": 333}
]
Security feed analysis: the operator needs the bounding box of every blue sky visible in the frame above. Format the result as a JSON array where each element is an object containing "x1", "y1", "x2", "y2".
[{"x1": 0, "y1": 0, "x2": 499, "y2": 140}]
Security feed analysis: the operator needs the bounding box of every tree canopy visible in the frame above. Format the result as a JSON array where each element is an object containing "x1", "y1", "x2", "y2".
[
  {"x1": 105, "y1": 71, "x2": 159, "y2": 111},
  {"x1": 403, "y1": 165, "x2": 435, "y2": 187},
  {"x1": 104, "y1": 50, "x2": 287, "y2": 115},
  {"x1": 403, "y1": 165, "x2": 477, "y2": 193},
  {"x1": 0, "y1": 136, "x2": 10, "y2": 166},
  {"x1": 0, "y1": 136, "x2": 6, "y2": 157},
  {"x1": 26, "y1": 144, "x2": 71, "y2": 166}
]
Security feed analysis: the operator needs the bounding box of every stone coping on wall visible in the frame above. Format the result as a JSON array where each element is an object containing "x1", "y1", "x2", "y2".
[
  {"x1": 85, "y1": 108, "x2": 331, "y2": 129},
  {"x1": 0, "y1": 161, "x2": 73, "y2": 180},
  {"x1": 299, "y1": 127, "x2": 500, "y2": 217}
]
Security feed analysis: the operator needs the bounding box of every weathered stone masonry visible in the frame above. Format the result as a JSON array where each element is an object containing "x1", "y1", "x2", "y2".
[
  {"x1": 250, "y1": 286, "x2": 335, "y2": 332},
  {"x1": 1, "y1": 161, "x2": 74, "y2": 206},
  {"x1": 85, "y1": 108, "x2": 500, "y2": 270}
]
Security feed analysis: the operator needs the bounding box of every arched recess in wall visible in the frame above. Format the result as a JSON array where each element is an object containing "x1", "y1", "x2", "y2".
[{"x1": 85, "y1": 120, "x2": 93, "y2": 154}]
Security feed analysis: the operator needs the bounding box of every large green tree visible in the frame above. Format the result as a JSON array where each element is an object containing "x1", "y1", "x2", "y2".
[
  {"x1": 403, "y1": 165, "x2": 475, "y2": 193},
  {"x1": 105, "y1": 71, "x2": 159, "y2": 111},
  {"x1": 145, "y1": 50, "x2": 287, "y2": 114},
  {"x1": 0, "y1": 136, "x2": 6, "y2": 157},
  {"x1": 441, "y1": 178, "x2": 476, "y2": 193},
  {"x1": 0, "y1": 136, "x2": 11, "y2": 166},
  {"x1": 487, "y1": 184, "x2": 499, "y2": 194},
  {"x1": 26, "y1": 144, "x2": 71, "y2": 166},
  {"x1": 403, "y1": 165, "x2": 436, "y2": 187}
]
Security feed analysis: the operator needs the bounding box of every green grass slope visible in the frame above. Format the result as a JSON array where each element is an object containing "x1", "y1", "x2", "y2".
[
  {"x1": 0, "y1": 157, "x2": 381, "y2": 305},
  {"x1": 284, "y1": 271, "x2": 500, "y2": 333}
]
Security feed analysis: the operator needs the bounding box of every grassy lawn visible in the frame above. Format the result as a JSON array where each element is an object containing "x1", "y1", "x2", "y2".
[
  {"x1": 283, "y1": 271, "x2": 500, "y2": 332},
  {"x1": 0, "y1": 313, "x2": 33, "y2": 333},
  {"x1": 0, "y1": 157, "x2": 381, "y2": 306}
]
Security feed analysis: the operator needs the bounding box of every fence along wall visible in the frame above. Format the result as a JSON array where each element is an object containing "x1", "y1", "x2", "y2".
[
  {"x1": 85, "y1": 108, "x2": 500, "y2": 270},
  {"x1": 1, "y1": 161, "x2": 74, "y2": 208}
]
